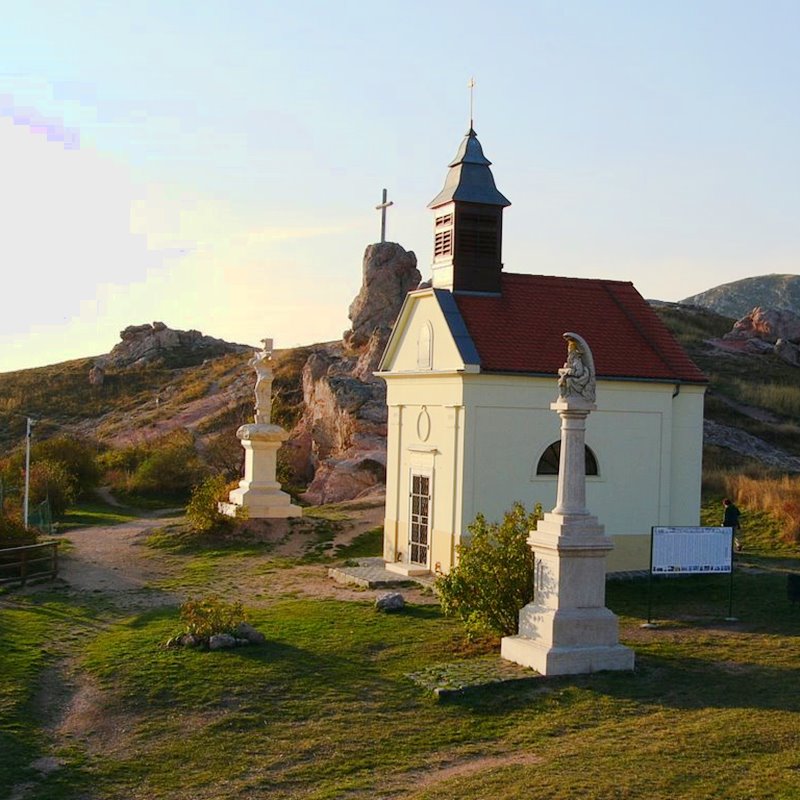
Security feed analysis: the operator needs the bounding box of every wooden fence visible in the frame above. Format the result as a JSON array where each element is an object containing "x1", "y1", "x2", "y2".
[{"x1": 0, "y1": 542, "x2": 59, "y2": 586}]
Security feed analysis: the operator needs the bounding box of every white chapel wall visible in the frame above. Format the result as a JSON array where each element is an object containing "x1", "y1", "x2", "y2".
[
  {"x1": 460, "y1": 376, "x2": 704, "y2": 572},
  {"x1": 667, "y1": 384, "x2": 706, "y2": 523},
  {"x1": 382, "y1": 374, "x2": 466, "y2": 571}
]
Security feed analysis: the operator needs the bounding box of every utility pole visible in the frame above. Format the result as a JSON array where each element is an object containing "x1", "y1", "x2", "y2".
[{"x1": 23, "y1": 416, "x2": 34, "y2": 528}]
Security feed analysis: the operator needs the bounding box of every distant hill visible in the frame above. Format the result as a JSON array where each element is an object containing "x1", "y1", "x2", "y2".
[{"x1": 681, "y1": 274, "x2": 800, "y2": 319}]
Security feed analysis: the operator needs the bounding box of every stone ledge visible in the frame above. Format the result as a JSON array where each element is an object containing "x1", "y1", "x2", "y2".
[
  {"x1": 328, "y1": 557, "x2": 435, "y2": 589},
  {"x1": 407, "y1": 655, "x2": 540, "y2": 700}
]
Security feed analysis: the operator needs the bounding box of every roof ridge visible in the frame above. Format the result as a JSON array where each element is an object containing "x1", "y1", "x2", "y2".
[{"x1": 503, "y1": 272, "x2": 634, "y2": 287}]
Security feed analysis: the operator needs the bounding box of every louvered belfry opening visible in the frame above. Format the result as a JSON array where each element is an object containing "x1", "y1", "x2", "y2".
[
  {"x1": 452, "y1": 204, "x2": 503, "y2": 293},
  {"x1": 428, "y1": 127, "x2": 511, "y2": 295},
  {"x1": 434, "y1": 212, "x2": 454, "y2": 258}
]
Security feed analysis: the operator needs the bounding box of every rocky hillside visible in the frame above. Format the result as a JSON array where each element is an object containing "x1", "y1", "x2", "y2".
[
  {"x1": 682, "y1": 274, "x2": 800, "y2": 318},
  {"x1": 654, "y1": 303, "x2": 800, "y2": 472},
  {"x1": 5, "y1": 261, "x2": 800, "y2": 506},
  {"x1": 0, "y1": 241, "x2": 420, "y2": 504}
]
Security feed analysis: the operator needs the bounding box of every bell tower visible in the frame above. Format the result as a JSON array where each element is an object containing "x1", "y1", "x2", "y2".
[{"x1": 428, "y1": 127, "x2": 511, "y2": 294}]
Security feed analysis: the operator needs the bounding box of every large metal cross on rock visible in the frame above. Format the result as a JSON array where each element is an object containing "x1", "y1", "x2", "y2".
[{"x1": 375, "y1": 188, "x2": 393, "y2": 243}]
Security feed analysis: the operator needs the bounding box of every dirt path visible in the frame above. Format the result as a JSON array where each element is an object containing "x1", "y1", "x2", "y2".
[
  {"x1": 55, "y1": 513, "x2": 182, "y2": 610},
  {"x1": 5, "y1": 499, "x2": 438, "y2": 800}
]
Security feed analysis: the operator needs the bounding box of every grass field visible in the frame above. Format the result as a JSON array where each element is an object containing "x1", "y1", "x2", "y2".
[{"x1": 2, "y1": 501, "x2": 799, "y2": 800}]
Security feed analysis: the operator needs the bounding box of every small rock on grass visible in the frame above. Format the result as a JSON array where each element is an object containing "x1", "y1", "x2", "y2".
[
  {"x1": 375, "y1": 592, "x2": 405, "y2": 612},
  {"x1": 234, "y1": 622, "x2": 267, "y2": 644},
  {"x1": 209, "y1": 633, "x2": 238, "y2": 650}
]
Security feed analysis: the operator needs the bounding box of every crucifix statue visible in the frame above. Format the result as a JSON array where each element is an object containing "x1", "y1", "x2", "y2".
[
  {"x1": 250, "y1": 337, "x2": 274, "y2": 424},
  {"x1": 375, "y1": 188, "x2": 393, "y2": 243}
]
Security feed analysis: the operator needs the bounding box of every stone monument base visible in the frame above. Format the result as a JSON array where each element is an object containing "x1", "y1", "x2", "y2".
[
  {"x1": 501, "y1": 511, "x2": 634, "y2": 676},
  {"x1": 218, "y1": 490, "x2": 301, "y2": 519},
  {"x1": 219, "y1": 422, "x2": 302, "y2": 520},
  {"x1": 502, "y1": 615, "x2": 635, "y2": 676}
]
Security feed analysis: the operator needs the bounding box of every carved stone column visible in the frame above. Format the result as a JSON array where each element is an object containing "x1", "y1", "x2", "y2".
[{"x1": 501, "y1": 336, "x2": 634, "y2": 675}]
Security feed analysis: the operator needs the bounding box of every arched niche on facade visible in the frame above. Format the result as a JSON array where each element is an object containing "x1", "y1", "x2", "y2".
[
  {"x1": 535, "y1": 441, "x2": 599, "y2": 477},
  {"x1": 417, "y1": 321, "x2": 433, "y2": 370}
]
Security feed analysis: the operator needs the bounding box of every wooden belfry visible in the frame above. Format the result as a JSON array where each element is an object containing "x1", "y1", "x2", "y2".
[{"x1": 427, "y1": 79, "x2": 511, "y2": 294}]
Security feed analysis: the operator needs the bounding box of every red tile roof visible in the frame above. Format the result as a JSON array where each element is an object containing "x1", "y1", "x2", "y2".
[{"x1": 452, "y1": 274, "x2": 707, "y2": 383}]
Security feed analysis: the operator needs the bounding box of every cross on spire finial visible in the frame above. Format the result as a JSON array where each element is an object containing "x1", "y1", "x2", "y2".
[
  {"x1": 468, "y1": 76, "x2": 476, "y2": 129},
  {"x1": 375, "y1": 188, "x2": 394, "y2": 243}
]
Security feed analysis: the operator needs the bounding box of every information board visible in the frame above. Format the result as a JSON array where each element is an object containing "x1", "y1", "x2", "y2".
[{"x1": 651, "y1": 527, "x2": 733, "y2": 574}]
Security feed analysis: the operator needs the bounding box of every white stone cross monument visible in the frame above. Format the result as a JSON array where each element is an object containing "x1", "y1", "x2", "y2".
[
  {"x1": 501, "y1": 332, "x2": 634, "y2": 675},
  {"x1": 219, "y1": 338, "x2": 301, "y2": 519}
]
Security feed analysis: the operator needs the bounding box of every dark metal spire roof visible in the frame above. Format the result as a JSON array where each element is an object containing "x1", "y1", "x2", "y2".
[{"x1": 428, "y1": 127, "x2": 511, "y2": 209}]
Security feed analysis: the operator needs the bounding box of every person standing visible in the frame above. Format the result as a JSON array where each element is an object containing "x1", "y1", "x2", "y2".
[{"x1": 723, "y1": 498, "x2": 743, "y2": 552}]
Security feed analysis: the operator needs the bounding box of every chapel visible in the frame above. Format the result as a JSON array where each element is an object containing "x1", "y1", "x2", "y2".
[{"x1": 377, "y1": 127, "x2": 708, "y2": 575}]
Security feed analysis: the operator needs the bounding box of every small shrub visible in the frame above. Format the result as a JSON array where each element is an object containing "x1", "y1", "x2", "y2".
[
  {"x1": 186, "y1": 474, "x2": 232, "y2": 533},
  {"x1": 180, "y1": 595, "x2": 246, "y2": 641},
  {"x1": 436, "y1": 501, "x2": 542, "y2": 639},
  {"x1": 0, "y1": 512, "x2": 37, "y2": 547}
]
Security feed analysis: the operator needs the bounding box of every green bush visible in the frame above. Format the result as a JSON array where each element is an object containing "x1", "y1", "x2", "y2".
[
  {"x1": 436, "y1": 501, "x2": 542, "y2": 639},
  {"x1": 179, "y1": 595, "x2": 246, "y2": 641},
  {"x1": 126, "y1": 430, "x2": 207, "y2": 499},
  {"x1": 0, "y1": 435, "x2": 98, "y2": 515},
  {"x1": 33, "y1": 436, "x2": 100, "y2": 497},
  {"x1": 98, "y1": 442, "x2": 150, "y2": 475},
  {"x1": 27, "y1": 460, "x2": 78, "y2": 518},
  {"x1": 202, "y1": 432, "x2": 244, "y2": 481},
  {"x1": 186, "y1": 474, "x2": 232, "y2": 533}
]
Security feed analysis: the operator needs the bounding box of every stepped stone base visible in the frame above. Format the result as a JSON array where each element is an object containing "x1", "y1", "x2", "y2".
[
  {"x1": 219, "y1": 422, "x2": 301, "y2": 519},
  {"x1": 219, "y1": 479, "x2": 301, "y2": 518},
  {"x1": 501, "y1": 635, "x2": 634, "y2": 675}
]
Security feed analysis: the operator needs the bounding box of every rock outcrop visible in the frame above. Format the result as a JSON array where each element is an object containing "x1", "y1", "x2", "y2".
[
  {"x1": 725, "y1": 307, "x2": 800, "y2": 344},
  {"x1": 97, "y1": 322, "x2": 249, "y2": 369},
  {"x1": 344, "y1": 242, "x2": 421, "y2": 350},
  {"x1": 286, "y1": 242, "x2": 420, "y2": 504},
  {"x1": 721, "y1": 307, "x2": 800, "y2": 366}
]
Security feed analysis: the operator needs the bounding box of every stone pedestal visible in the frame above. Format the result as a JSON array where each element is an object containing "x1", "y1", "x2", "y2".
[
  {"x1": 501, "y1": 395, "x2": 634, "y2": 675},
  {"x1": 219, "y1": 423, "x2": 301, "y2": 519}
]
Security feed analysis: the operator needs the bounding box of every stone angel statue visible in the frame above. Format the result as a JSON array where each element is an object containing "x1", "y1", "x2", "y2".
[{"x1": 557, "y1": 332, "x2": 596, "y2": 403}]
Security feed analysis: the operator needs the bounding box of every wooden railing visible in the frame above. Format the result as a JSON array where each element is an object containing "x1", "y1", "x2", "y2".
[{"x1": 0, "y1": 542, "x2": 59, "y2": 586}]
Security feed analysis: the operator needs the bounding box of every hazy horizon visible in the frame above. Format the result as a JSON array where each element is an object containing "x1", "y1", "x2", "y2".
[{"x1": 2, "y1": 1, "x2": 798, "y2": 373}]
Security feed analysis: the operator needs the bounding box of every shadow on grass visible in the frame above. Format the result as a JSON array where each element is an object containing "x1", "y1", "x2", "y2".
[
  {"x1": 334, "y1": 527, "x2": 383, "y2": 560},
  {"x1": 608, "y1": 571, "x2": 800, "y2": 635},
  {"x1": 57, "y1": 501, "x2": 144, "y2": 532},
  {"x1": 439, "y1": 650, "x2": 800, "y2": 717},
  {"x1": 437, "y1": 572, "x2": 800, "y2": 717},
  {"x1": 145, "y1": 525, "x2": 274, "y2": 557}
]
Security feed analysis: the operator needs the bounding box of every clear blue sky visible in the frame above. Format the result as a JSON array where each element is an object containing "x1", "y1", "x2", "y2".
[{"x1": 1, "y1": 1, "x2": 798, "y2": 372}]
